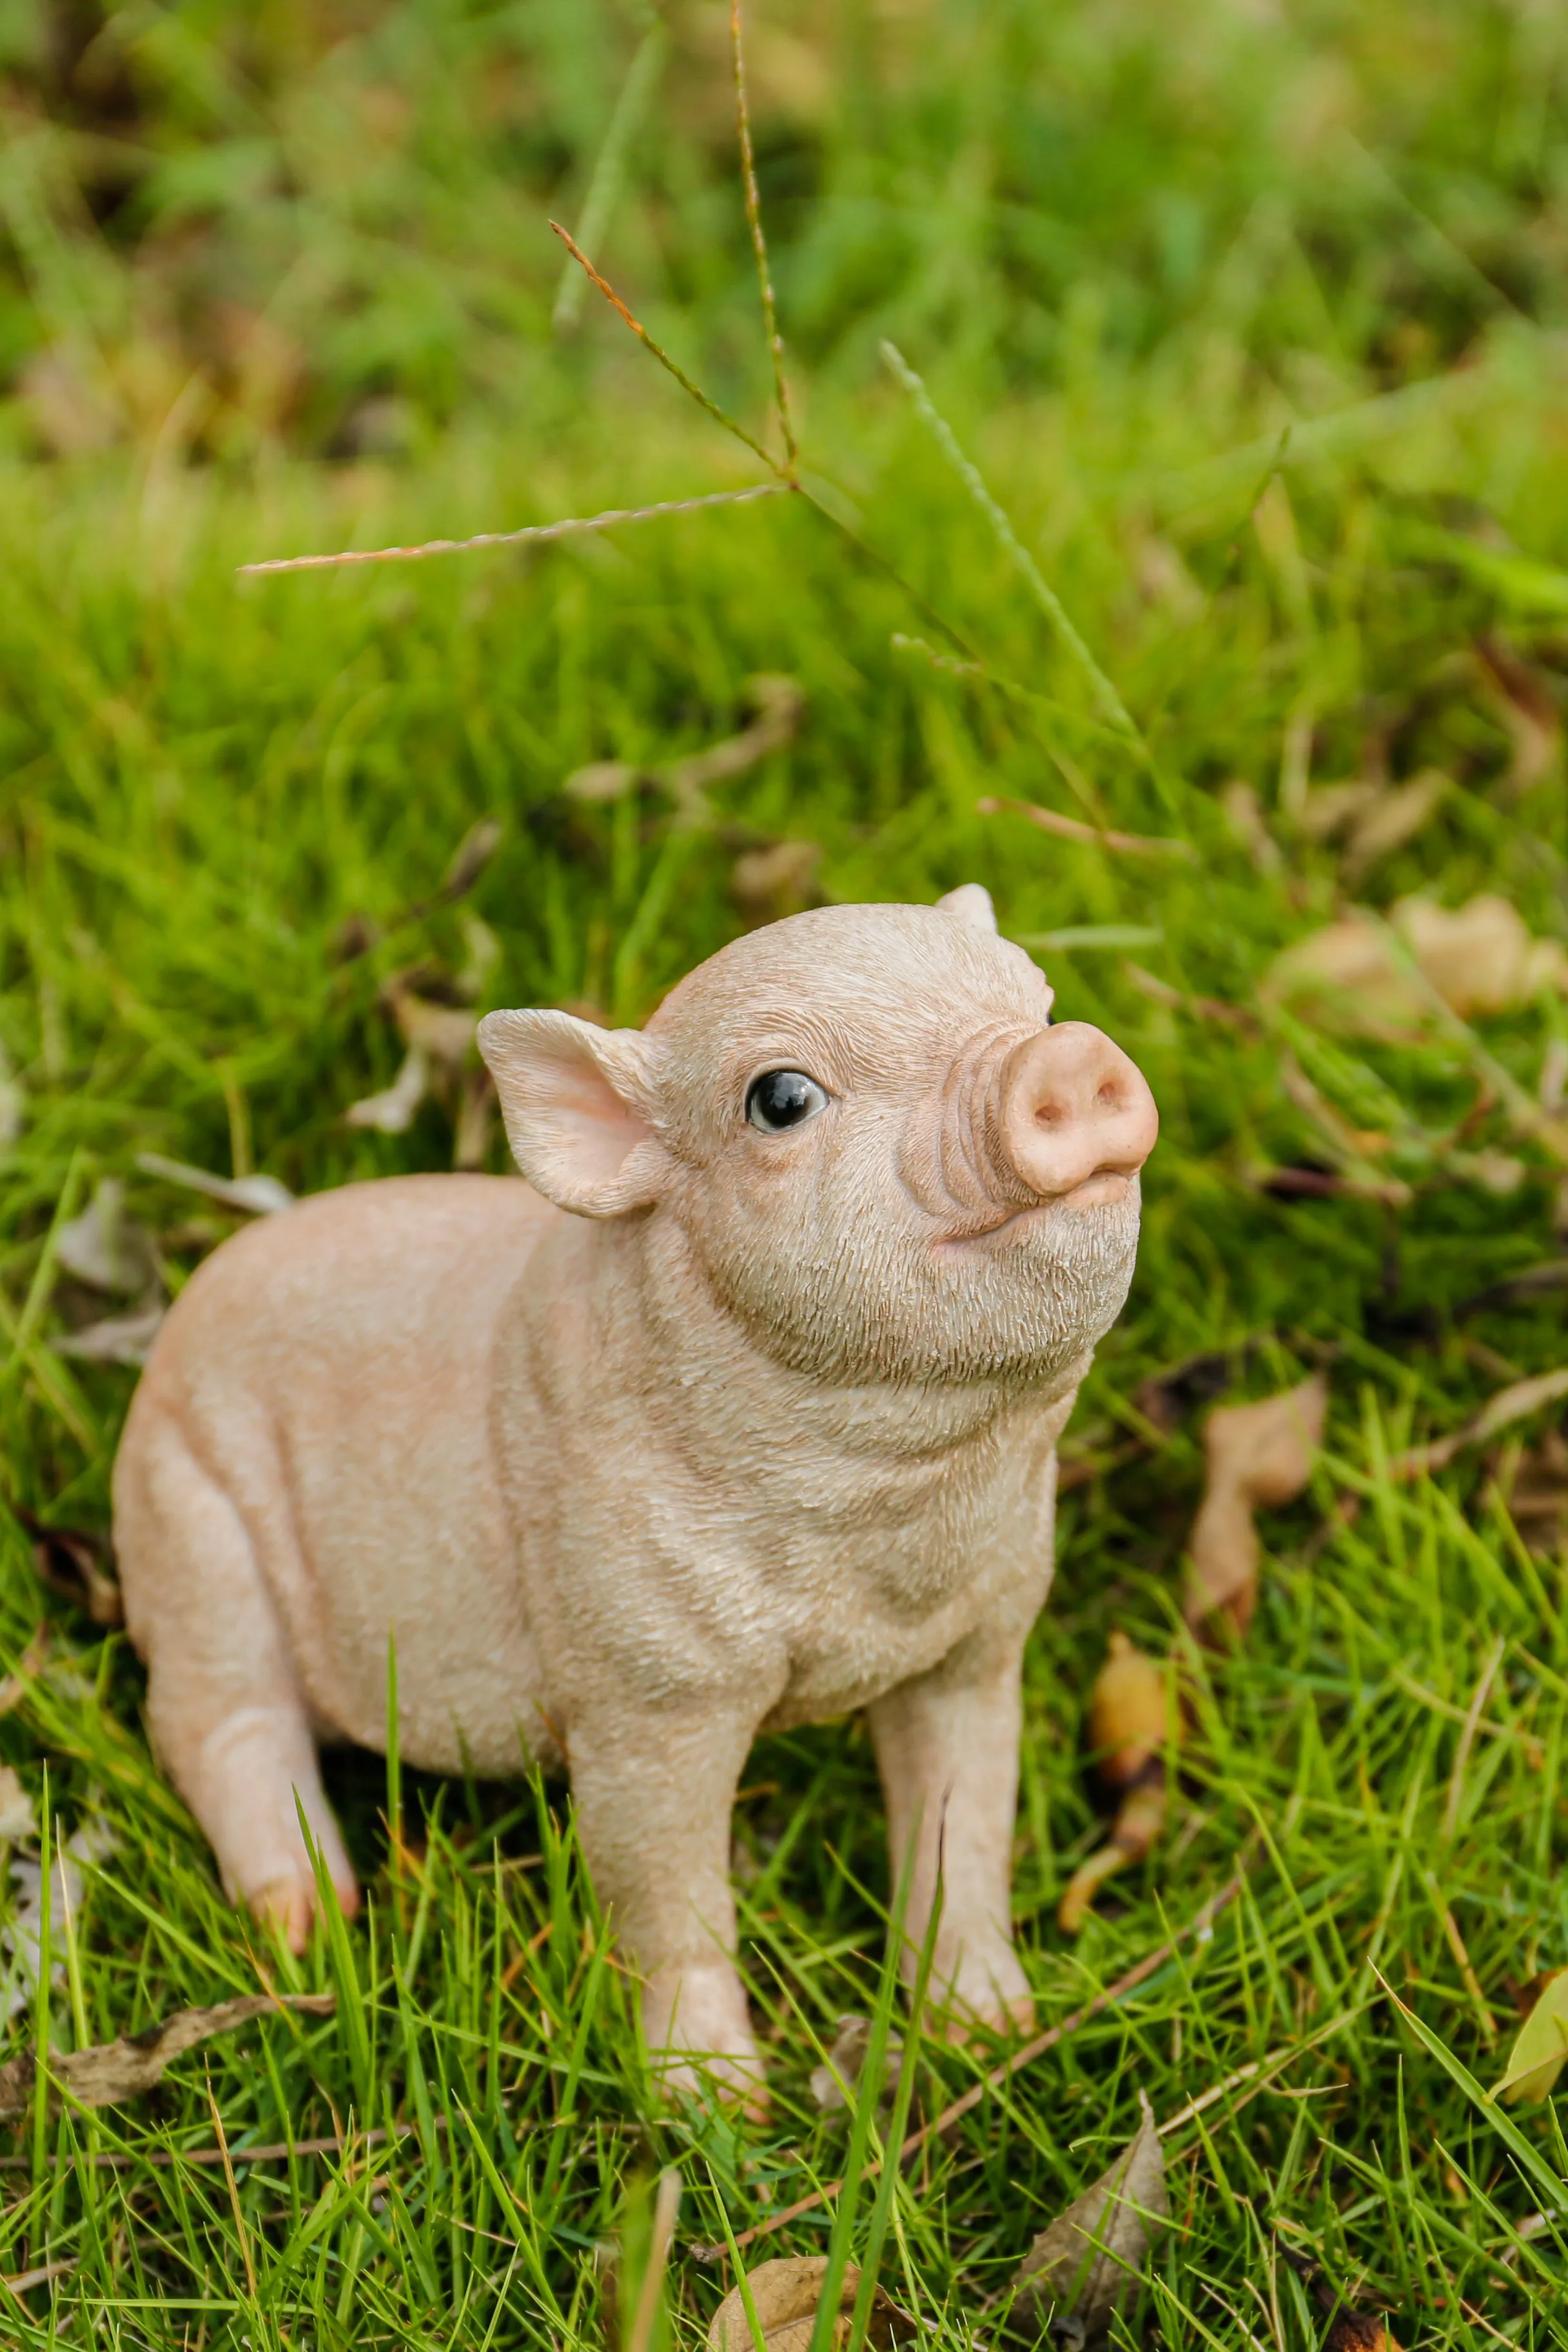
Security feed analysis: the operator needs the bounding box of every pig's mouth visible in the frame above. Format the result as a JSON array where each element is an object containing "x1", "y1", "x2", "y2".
[{"x1": 934, "y1": 1169, "x2": 1137, "y2": 1251}]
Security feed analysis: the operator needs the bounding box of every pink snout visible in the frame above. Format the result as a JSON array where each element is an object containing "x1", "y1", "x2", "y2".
[{"x1": 995, "y1": 1022, "x2": 1158, "y2": 1200}]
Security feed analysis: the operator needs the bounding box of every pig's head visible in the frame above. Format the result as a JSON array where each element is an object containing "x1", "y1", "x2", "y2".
[{"x1": 478, "y1": 889, "x2": 1157, "y2": 1389}]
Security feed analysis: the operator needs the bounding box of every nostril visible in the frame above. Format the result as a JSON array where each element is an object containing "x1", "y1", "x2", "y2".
[{"x1": 1096, "y1": 1081, "x2": 1120, "y2": 1109}]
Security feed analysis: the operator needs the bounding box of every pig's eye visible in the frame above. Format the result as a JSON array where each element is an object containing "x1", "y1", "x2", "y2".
[{"x1": 746, "y1": 1070, "x2": 829, "y2": 1133}]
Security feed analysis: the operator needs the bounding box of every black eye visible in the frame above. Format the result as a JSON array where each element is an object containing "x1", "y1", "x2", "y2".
[{"x1": 746, "y1": 1070, "x2": 829, "y2": 1133}]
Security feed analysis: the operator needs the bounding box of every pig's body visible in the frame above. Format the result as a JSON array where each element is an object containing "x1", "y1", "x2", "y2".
[{"x1": 115, "y1": 890, "x2": 1157, "y2": 2102}]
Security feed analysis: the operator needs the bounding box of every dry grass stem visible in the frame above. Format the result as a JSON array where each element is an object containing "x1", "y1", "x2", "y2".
[
  {"x1": 718, "y1": 1870, "x2": 1246, "y2": 2255},
  {"x1": 238, "y1": 485, "x2": 785, "y2": 577},
  {"x1": 549, "y1": 223, "x2": 786, "y2": 476},
  {"x1": 729, "y1": 0, "x2": 795, "y2": 471},
  {"x1": 977, "y1": 795, "x2": 1195, "y2": 860}
]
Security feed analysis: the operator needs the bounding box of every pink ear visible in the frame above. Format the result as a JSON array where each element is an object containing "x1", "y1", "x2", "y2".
[{"x1": 477, "y1": 1010, "x2": 670, "y2": 1217}]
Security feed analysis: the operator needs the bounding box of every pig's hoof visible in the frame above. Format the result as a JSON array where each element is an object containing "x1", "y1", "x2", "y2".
[
  {"x1": 248, "y1": 1872, "x2": 362, "y2": 1955},
  {"x1": 644, "y1": 1965, "x2": 769, "y2": 2116},
  {"x1": 933, "y1": 1945, "x2": 1035, "y2": 2043}
]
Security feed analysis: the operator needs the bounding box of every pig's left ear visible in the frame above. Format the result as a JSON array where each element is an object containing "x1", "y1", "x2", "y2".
[
  {"x1": 936, "y1": 883, "x2": 999, "y2": 935},
  {"x1": 477, "y1": 1010, "x2": 671, "y2": 1217}
]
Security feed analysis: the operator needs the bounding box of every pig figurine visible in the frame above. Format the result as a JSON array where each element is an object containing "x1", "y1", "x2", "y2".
[{"x1": 113, "y1": 887, "x2": 1157, "y2": 2102}]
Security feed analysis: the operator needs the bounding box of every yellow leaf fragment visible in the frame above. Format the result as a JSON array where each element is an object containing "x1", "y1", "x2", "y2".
[
  {"x1": 1088, "y1": 1632, "x2": 1170, "y2": 1788},
  {"x1": 1494, "y1": 1967, "x2": 1568, "y2": 2105}
]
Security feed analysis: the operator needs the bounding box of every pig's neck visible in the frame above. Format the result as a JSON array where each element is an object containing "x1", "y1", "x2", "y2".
[{"x1": 627, "y1": 1217, "x2": 1083, "y2": 1466}]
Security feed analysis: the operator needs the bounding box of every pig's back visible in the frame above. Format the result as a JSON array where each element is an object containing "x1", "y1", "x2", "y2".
[{"x1": 118, "y1": 1173, "x2": 556, "y2": 1769}]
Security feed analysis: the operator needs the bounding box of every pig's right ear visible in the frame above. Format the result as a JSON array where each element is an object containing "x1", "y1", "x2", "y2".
[{"x1": 476, "y1": 1010, "x2": 671, "y2": 1217}]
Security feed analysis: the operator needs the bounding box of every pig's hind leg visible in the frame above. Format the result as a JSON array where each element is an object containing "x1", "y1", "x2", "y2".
[{"x1": 114, "y1": 1410, "x2": 358, "y2": 1952}]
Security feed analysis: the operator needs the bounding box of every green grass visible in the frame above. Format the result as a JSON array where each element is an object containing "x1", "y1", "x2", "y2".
[{"x1": 2, "y1": 0, "x2": 1568, "y2": 2344}]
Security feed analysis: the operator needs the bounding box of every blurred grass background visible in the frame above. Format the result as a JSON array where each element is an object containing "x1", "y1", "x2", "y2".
[{"x1": 2, "y1": 1, "x2": 1568, "y2": 2345}]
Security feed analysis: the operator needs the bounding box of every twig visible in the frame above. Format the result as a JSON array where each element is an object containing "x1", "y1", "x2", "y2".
[
  {"x1": 881, "y1": 342, "x2": 1141, "y2": 743},
  {"x1": 237, "y1": 485, "x2": 785, "y2": 578},
  {"x1": 550, "y1": 223, "x2": 786, "y2": 478},
  {"x1": 977, "y1": 795, "x2": 1195, "y2": 861},
  {"x1": 729, "y1": 0, "x2": 795, "y2": 471},
  {"x1": 716, "y1": 1870, "x2": 1245, "y2": 2255}
]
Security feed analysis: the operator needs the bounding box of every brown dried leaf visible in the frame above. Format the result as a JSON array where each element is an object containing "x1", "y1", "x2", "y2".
[
  {"x1": 1266, "y1": 896, "x2": 1568, "y2": 1034},
  {"x1": 14, "y1": 1513, "x2": 123, "y2": 1626},
  {"x1": 1476, "y1": 632, "x2": 1562, "y2": 794},
  {"x1": 1342, "y1": 771, "x2": 1448, "y2": 879},
  {"x1": 1012, "y1": 2093, "x2": 1167, "y2": 2343},
  {"x1": 1184, "y1": 1376, "x2": 1328, "y2": 1637},
  {"x1": 1088, "y1": 1634, "x2": 1169, "y2": 1790},
  {"x1": 706, "y1": 2257, "x2": 917, "y2": 2352},
  {"x1": 0, "y1": 1992, "x2": 337, "y2": 2119}
]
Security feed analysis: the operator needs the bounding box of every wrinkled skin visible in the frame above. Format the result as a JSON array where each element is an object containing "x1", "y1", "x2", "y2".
[{"x1": 113, "y1": 888, "x2": 1157, "y2": 2105}]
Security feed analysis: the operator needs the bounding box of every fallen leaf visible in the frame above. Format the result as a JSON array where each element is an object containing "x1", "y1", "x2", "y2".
[
  {"x1": 1088, "y1": 1633, "x2": 1169, "y2": 1788},
  {"x1": 1342, "y1": 771, "x2": 1448, "y2": 879},
  {"x1": 564, "y1": 760, "x2": 643, "y2": 805},
  {"x1": 1475, "y1": 633, "x2": 1562, "y2": 795},
  {"x1": 1504, "y1": 1421, "x2": 1568, "y2": 1552},
  {"x1": 346, "y1": 1046, "x2": 430, "y2": 1134},
  {"x1": 12, "y1": 1511, "x2": 124, "y2": 1625},
  {"x1": 706, "y1": 2256, "x2": 917, "y2": 2352},
  {"x1": 52, "y1": 1304, "x2": 166, "y2": 1367},
  {"x1": 1388, "y1": 1366, "x2": 1568, "y2": 1481},
  {"x1": 809, "y1": 2014, "x2": 903, "y2": 2116},
  {"x1": 1183, "y1": 1376, "x2": 1329, "y2": 1638},
  {"x1": 2, "y1": 1820, "x2": 119, "y2": 2023},
  {"x1": 0, "y1": 1990, "x2": 337, "y2": 2117},
  {"x1": 1281, "y1": 2252, "x2": 1404, "y2": 2352},
  {"x1": 1058, "y1": 1629, "x2": 1174, "y2": 1931},
  {"x1": 730, "y1": 839, "x2": 823, "y2": 921},
  {"x1": 1493, "y1": 1967, "x2": 1568, "y2": 2104},
  {"x1": 389, "y1": 983, "x2": 478, "y2": 1070},
  {"x1": 135, "y1": 1153, "x2": 293, "y2": 1216},
  {"x1": 1297, "y1": 779, "x2": 1382, "y2": 841},
  {"x1": 54, "y1": 1181, "x2": 161, "y2": 1298},
  {"x1": 1012, "y1": 2092, "x2": 1167, "y2": 2344},
  {"x1": 0, "y1": 1769, "x2": 33, "y2": 1843},
  {"x1": 1266, "y1": 896, "x2": 1568, "y2": 1034}
]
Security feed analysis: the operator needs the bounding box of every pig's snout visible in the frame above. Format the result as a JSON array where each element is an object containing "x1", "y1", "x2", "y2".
[{"x1": 994, "y1": 1023, "x2": 1157, "y2": 1201}]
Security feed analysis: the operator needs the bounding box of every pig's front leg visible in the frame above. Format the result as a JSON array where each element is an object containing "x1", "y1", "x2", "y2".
[
  {"x1": 568, "y1": 1705, "x2": 767, "y2": 2110},
  {"x1": 870, "y1": 1633, "x2": 1034, "y2": 2037}
]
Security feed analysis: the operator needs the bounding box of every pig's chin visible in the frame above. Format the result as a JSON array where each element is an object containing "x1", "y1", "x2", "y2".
[{"x1": 692, "y1": 1179, "x2": 1142, "y2": 1392}]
